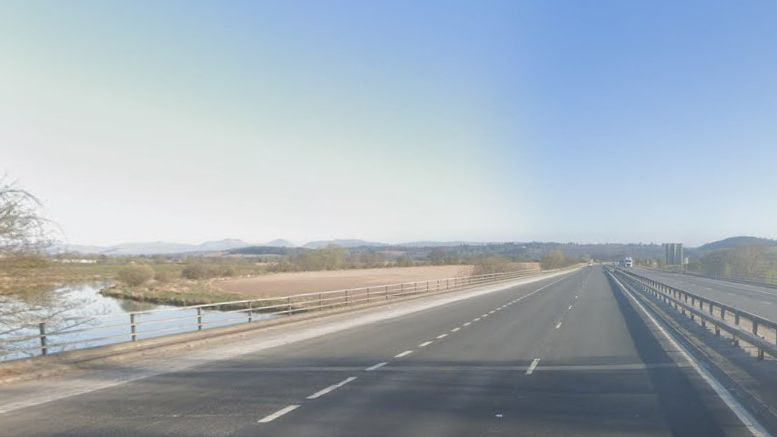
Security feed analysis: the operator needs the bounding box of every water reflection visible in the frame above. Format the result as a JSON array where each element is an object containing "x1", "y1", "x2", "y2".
[{"x1": 0, "y1": 282, "x2": 270, "y2": 361}]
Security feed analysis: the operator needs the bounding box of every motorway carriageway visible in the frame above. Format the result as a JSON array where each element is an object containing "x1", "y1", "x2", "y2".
[
  {"x1": 632, "y1": 267, "x2": 777, "y2": 322},
  {"x1": 0, "y1": 266, "x2": 762, "y2": 436}
]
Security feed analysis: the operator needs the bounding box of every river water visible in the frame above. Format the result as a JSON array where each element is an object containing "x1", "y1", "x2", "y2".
[{"x1": 0, "y1": 282, "x2": 271, "y2": 361}]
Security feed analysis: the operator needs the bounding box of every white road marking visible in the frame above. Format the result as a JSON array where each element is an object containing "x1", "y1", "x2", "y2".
[
  {"x1": 451, "y1": 327, "x2": 460, "y2": 332},
  {"x1": 307, "y1": 376, "x2": 358, "y2": 399},
  {"x1": 568, "y1": 305, "x2": 572, "y2": 310},
  {"x1": 555, "y1": 322, "x2": 563, "y2": 329},
  {"x1": 474, "y1": 317, "x2": 481, "y2": 321},
  {"x1": 610, "y1": 273, "x2": 771, "y2": 437},
  {"x1": 463, "y1": 322, "x2": 471, "y2": 327},
  {"x1": 526, "y1": 358, "x2": 540, "y2": 375},
  {"x1": 482, "y1": 314, "x2": 489, "y2": 317},
  {"x1": 418, "y1": 341, "x2": 433, "y2": 347},
  {"x1": 394, "y1": 350, "x2": 413, "y2": 358},
  {"x1": 0, "y1": 269, "x2": 580, "y2": 415},
  {"x1": 258, "y1": 405, "x2": 300, "y2": 423},
  {"x1": 436, "y1": 334, "x2": 448, "y2": 339},
  {"x1": 575, "y1": 295, "x2": 578, "y2": 299},
  {"x1": 365, "y1": 362, "x2": 387, "y2": 371}
]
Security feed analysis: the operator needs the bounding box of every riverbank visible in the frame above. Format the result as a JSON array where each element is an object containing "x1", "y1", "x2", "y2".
[{"x1": 99, "y1": 283, "x2": 250, "y2": 308}]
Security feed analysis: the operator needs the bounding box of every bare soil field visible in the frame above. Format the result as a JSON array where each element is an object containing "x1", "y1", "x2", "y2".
[{"x1": 215, "y1": 265, "x2": 478, "y2": 298}]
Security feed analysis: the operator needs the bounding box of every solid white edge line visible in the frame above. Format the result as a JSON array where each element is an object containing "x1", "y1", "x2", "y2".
[
  {"x1": 526, "y1": 358, "x2": 540, "y2": 375},
  {"x1": 394, "y1": 350, "x2": 413, "y2": 358},
  {"x1": 609, "y1": 273, "x2": 771, "y2": 437},
  {"x1": 418, "y1": 341, "x2": 433, "y2": 347},
  {"x1": 258, "y1": 404, "x2": 300, "y2": 423},
  {"x1": 365, "y1": 362, "x2": 387, "y2": 371}
]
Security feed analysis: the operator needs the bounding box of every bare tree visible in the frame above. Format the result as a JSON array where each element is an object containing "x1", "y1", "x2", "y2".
[{"x1": 0, "y1": 177, "x2": 53, "y2": 254}]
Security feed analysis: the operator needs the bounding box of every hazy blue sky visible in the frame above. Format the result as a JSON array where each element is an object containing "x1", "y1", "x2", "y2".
[{"x1": 2, "y1": 1, "x2": 776, "y2": 247}]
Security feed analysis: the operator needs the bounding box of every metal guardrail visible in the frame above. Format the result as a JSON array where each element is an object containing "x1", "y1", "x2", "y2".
[
  {"x1": 1, "y1": 269, "x2": 543, "y2": 361},
  {"x1": 613, "y1": 268, "x2": 777, "y2": 361}
]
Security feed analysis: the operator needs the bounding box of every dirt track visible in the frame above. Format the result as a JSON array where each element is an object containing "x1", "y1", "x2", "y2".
[{"x1": 215, "y1": 265, "x2": 477, "y2": 298}]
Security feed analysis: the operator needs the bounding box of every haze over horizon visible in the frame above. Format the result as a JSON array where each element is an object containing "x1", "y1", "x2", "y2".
[{"x1": 4, "y1": 1, "x2": 777, "y2": 248}]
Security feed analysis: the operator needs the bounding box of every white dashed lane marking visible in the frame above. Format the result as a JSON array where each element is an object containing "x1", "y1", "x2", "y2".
[
  {"x1": 258, "y1": 405, "x2": 300, "y2": 423},
  {"x1": 394, "y1": 350, "x2": 413, "y2": 358},
  {"x1": 307, "y1": 376, "x2": 358, "y2": 399},
  {"x1": 365, "y1": 362, "x2": 387, "y2": 371},
  {"x1": 526, "y1": 358, "x2": 540, "y2": 375}
]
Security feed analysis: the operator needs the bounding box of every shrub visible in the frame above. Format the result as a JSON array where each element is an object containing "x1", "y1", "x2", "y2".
[
  {"x1": 154, "y1": 270, "x2": 176, "y2": 283},
  {"x1": 181, "y1": 264, "x2": 211, "y2": 280},
  {"x1": 219, "y1": 266, "x2": 237, "y2": 277},
  {"x1": 118, "y1": 265, "x2": 154, "y2": 286}
]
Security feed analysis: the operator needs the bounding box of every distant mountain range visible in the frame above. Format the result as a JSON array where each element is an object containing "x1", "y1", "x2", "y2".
[
  {"x1": 51, "y1": 236, "x2": 777, "y2": 257},
  {"x1": 53, "y1": 239, "x2": 254, "y2": 256}
]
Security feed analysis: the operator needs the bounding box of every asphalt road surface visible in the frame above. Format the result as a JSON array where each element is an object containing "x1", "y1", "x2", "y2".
[
  {"x1": 632, "y1": 268, "x2": 777, "y2": 322},
  {"x1": 0, "y1": 267, "x2": 753, "y2": 436}
]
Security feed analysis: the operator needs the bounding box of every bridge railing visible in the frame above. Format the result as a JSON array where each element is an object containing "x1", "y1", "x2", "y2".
[
  {"x1": 613, "y1": 268, "x2": 777, "y2": 361},
  {"x1": 1, "y1": 268, "x2": 544, "y2": 361}
]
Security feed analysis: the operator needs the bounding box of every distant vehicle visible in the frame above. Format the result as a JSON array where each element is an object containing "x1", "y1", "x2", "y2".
[{"x1": 619, "y1": 257, "x2": 634, "y2": 268}]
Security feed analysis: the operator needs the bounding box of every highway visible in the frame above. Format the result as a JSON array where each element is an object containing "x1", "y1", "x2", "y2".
[
  {"x1": 0, "y1": 267, "x2": 756, "y2": 436},
  {"x1": 632, "y1": 268, "x2": 777, "y2": 321}
]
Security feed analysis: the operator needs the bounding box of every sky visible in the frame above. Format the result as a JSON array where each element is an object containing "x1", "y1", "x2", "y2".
[{"x1": 2, "y1": 0, "x2": 776, "y2": 247}]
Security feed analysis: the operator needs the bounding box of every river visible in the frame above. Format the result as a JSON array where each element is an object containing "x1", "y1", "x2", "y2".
[{"x1": 0, "y1": 282, "x2": 271, "y2": 361}]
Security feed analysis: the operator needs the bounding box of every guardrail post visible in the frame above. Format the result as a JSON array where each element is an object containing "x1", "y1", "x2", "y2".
[
  {"x1": 344, "y1": 291, "x2": 348, "y2": 306},
  {"x1": 197, "y1": 308, "x2": 203, "y2": 331},
  {"x1": 287, "y1": 296, "x2": 293, "y2": 313},
  {"x1": 130, "y1": 313, "x2": 137, "y2": 341},
  {"x1": 385, "y1": 285, "x2": 389, "y2": 300},
  {"x1": 248, "y1": 302, "x2": 253, "y2": 323},
  {"x1": 366, "y1": 288, "x2": 370, "y2": 303},
  {"x1": 426, "y1": 281, "x2": 429, "y2": 292},
  {"x1": 319, "y1": 293, "x2": 323, "y2": 310},
  {"x1": 39, "y1": 322, "x2": 47, "y2": 356},
  {"x1": 400, "y1": 283, "x2": 404, "y2": 295},
  {"x1": 446, "y1": 279, "x2": 449, "y2": 290}
]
